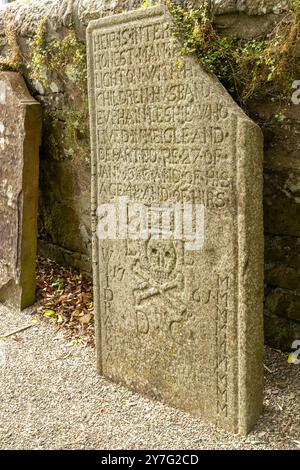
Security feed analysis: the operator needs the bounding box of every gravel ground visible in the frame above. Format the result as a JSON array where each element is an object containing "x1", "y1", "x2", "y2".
[{"x1": 0, "y1": 304, "x2": 299, "y2": 450}]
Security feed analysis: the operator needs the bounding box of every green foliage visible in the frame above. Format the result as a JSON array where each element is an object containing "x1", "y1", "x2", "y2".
[
  {"x1": 293, "y1": 1, "x2": 300, "y2": 11},
  {"x1": 30, "y1": 17, "x2": 89, "y2": 161},
  {"x1": 45, "y1": 100, "x2": 90, "y2": 161},
  {"x1": 141, "y1": 0, "x2": 159, "y2": 7},
  {"x1": 63, "y1": 101, "x2": 90, "y2": 159},
  {"x1": 51, "y1": 278, "x2": 66, "y2": 290},
  {"x1": 30, "y1": 17, "x2": 87, "y2": 91},
  {"x1": 167, "y1": 0, "x2": 300, "y2": 112}
]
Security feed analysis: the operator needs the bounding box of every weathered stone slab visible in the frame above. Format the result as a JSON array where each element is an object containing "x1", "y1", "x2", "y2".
[
  {"x1": 0, "y1": 72, "x2": 41, "y2": 310},
  {"x1": 87, "y1": 5, "x2": 264, "y2": 434}
]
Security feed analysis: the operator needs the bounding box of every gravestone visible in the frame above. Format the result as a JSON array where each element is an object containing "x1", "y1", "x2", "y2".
[
  {"x1": 0, "y1": 72, "x2": 41, "y2": 310},
  {"x1": 87, "y1": 5, "x2": 264, "y2": 434}
]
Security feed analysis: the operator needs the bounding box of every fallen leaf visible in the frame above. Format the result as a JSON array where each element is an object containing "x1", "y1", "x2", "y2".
[
  {"x1": 43, "y1": 309, "x2": 56, "y2": 318},
  {"x1": 288, "y1": 352, "x2": 296, "y2": 364},
  {"x1": 79, "y1": 313, "x2": 92, "y2": 324},
  {"x1": 36, "y1": 256, "x2": 95, "y2": 347}
]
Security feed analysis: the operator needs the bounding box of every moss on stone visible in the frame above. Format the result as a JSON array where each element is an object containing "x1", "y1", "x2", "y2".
[
  {"x1": 62, "y1": 100, "x2": 90, "y2": 161},
  {"x1": 43, "y1": 100, "x2": 90, "y2": 162},
  {"x1": 167, "y1": 0, "x2": 300, "y2": 116},
  {"x1": 28, "y1": 16, "x2": 90, "y2": 162},
  {"x1": 265, "y1": 313, "x2": 300, "y2": 350},
  {"x1": 0, "y1": 26, "x2": 23, "y2": 72},
  {"x1": 30, "y1": 17, "x2": 87, "y2": 92}
]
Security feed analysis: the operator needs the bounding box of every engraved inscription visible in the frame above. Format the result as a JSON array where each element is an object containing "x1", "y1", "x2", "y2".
[
  {"x1": 89, "y1": 8, "x2": 235, "y2": 423},
  {"x1": 92, "y1": 19, "x2": 234, "y2": 211},
  {"x1": 101, "y1": 247, "x2": 114, "y2": 362}
]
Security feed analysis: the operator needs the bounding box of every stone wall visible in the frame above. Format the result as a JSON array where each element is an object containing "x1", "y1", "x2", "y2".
[{"x1": 0, "y1": 0, "x2": 299, "y2": 348}]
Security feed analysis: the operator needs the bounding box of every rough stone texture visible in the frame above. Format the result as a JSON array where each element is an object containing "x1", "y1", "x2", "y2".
[
  {"x1": 175, "y1": 0, "x2": 291, "y2": 15},
  {"x1": 88, "y1": 6, "x2": 264, "y2": 434},
  {"x1": 0, "y1": 0, "x2": 292, "y2": 31},
  {"x1": 0, "y1": 0, "x2": 299, "y2": 348},
  {"x1": 0, "y1": 72, "x2": 41, "y2": 309},
  {"x1": 252, "y1": 99, "x2": 300, "y2": 350}
]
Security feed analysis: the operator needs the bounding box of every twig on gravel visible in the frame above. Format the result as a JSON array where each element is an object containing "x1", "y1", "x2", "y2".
[
  {"x1": 1, "y1": 324, "x2": 34, "y2": 338},
  {"x1": 55, "y1": 350, "x2": 73, "y2": 361},
  {"x1": 264, "y1": 364, "x2": 273, "y2": 373}
]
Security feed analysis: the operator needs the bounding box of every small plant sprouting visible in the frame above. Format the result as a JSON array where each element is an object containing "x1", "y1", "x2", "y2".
[
  {"x1": 30, "y1": 17, "x2": 87, "y2": 92},
  {"x1": 141, "y1": 1, "x2": 159, "y2": 8}
]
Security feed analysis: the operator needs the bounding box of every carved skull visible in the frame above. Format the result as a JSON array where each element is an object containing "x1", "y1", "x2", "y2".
[{"x1": 146, "y1": 239, "x2": 176, "y2": 282}]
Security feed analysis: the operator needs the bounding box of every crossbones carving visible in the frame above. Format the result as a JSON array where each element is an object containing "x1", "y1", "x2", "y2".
[{"x1": 132, "y1": 239, "x2": 189, "y2": 324}]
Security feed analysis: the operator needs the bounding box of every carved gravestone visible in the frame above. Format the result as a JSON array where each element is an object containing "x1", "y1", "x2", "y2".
[
  {"x1": 87, "y1": 6, "x2": 264, "y2": 434},
  {"x1": 0, "y1": 72, "x2": 41, "y2": 310}
]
